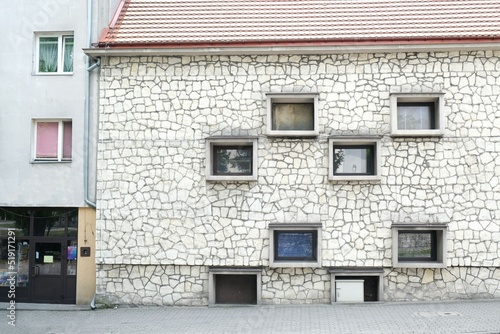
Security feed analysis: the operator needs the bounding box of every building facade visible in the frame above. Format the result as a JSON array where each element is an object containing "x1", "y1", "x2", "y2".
[
  {"x1": 86, "y1": 0, "x2": 500, "y2": 305},
  {"x1": 0, "y1": 0, "x2": 119, "y2": 304}
]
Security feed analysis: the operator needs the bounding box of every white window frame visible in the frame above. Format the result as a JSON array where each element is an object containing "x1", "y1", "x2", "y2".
[
  {"x1": 34, "y1": 32, "x2": 74, "y2": 75},
  {"x1": 266, "y1": 93, "x2": 319, "y2": 137},
  {"x1": 328, "y1": 136, "x2": 381, "y2": 181},
  {"x1": 390, "y1": 93, "x2": 445, "y2": 137},
  {"x1": 205, "y1": 137, "x2": 258, "y2": 181},
  {"x1": 268, "y1": 223, "x2": 322, "y2": 268},
  {"x1": 32, "y1": 119, "x2": 72, "y2": 162},
  {"x1": 392, "y1": 223, "x2": 447, "y2": 268}
]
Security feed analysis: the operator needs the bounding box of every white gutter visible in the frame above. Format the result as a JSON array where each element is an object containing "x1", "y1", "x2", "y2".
[{"x1": 83, "y1": 42, "x2": 500, "y2": 57}]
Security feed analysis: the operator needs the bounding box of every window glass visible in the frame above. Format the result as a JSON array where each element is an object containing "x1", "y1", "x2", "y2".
[
  {"x1": 33, "y1": 210, "x2": 67, "y2": 237},
  {"x1": 63, "y1": 121, "x2": 72, "y2": 159},
  {"x1": 398, "y1": 231, "x2": 436, "y2": 261},
  {"x1": 397, "y1": 103, "x2": 434, "y2": 130},
  {"x1": 39, "y1": 37, "x2": 59, "y2": 72},
  {"x1": 333, "y1": 145, "x2": 374, "y2": 175},
  {"x1": 67, "y1": 240, "x2": 77, "y2": 275},
  {"x1": 213, "y1": 146, "x2": 252, "y2": 175},
  {"x1": 36, "y1": 122, "x2": 59, "y2": 159},
  {"x1": 0, "y1": 240, "x2": 29, "y2": 287},
  {"x1": 0, "y1": 208, "x2": 30, "y2": 237},
  {"x1": 275, "y1": 231, "x2": 317, "y2": 261},
  {"x1": 62, "y1": 36, "x2": 74, "y2": 72},
  {"x1": 272, "y1": 103, "x2": 314, "y2": 131}
]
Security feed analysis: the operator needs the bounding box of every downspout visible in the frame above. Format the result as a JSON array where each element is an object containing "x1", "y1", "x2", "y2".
[
  {"x1": 85, "y1": 0, "x2": 99, "y2": 311},
  {"x1": 85, "y1": 0, "x2": 97, "y2": 208}
]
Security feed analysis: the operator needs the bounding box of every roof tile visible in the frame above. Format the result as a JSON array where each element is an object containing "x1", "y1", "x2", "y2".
[{"x1": 99, "y1": 0, "x2": 500, "y2": 47}]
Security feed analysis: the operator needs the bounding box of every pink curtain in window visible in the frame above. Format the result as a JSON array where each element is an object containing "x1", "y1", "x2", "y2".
[
  {"x1": 63, "y1": 121, "x2": 72, "y2": 159},
  {"x1": 36, "y1": 122, "x2": 58, "y2": 158}
]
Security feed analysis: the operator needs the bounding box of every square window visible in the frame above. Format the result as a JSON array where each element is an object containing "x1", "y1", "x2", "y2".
[
  {"x1": 206, "y1": 137, "x2": 258, "y2": 181},
  {"x1": 329, "y1": 137, "x2": 381, "y2": 181},
  {"x1": 390, "y1": 94, "x2": 445, "y2": 137},
  {"x1": 213, "y1": 146, "x2": 252, "y2": 176},
  {"x1": 36, "y1": 33, "x2": 74, "y2": 74},
  {"x1": 34, "y1": 120, "x2": 72, "y2": 162},
  {"x1": 267, "y1": 94, "x2": 318, "y2": 136},
  {"x1": 392, "y1": 224, "x2": 447, "y2": 268},
  {"x1": 269, "y1": 223, "x2": 322, "y2": 268}
]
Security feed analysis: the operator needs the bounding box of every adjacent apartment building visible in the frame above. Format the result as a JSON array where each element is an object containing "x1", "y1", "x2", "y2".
[
  {"x1": 47, "y1": 0, "x2": 500, "y2": 306},
  {"x1": 0, "y1": 0, "x2": 119, "y2": 304}
]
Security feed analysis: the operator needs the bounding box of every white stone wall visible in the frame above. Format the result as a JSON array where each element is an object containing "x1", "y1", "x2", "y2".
[{"x1": 96, "y1": 51, "x2": 500, "y2": 305}]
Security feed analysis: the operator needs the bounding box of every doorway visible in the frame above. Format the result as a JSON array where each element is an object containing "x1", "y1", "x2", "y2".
[{"x1": 0, "y1": 208, "x2": 77, "y2": 304}]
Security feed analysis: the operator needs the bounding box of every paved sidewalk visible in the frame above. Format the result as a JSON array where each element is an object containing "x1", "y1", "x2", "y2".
[{"x1": 1, "y1": 299, "x2": 500, "y2": 334}]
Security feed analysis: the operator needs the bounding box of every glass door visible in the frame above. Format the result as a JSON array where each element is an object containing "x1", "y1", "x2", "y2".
[{"x1": 31, "y1": 242, "x2": 63, "y2": 303}]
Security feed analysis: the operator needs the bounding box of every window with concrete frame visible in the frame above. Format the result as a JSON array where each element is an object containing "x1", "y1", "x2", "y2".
[
  {"x1": 33, "y1": 120, "x2": 72, "y2": 162},
  {"x1": 205, "y1": 137, "x2": 258, "y2": 181},
  {"x1": 390, "y1": 93, "x2": 445, "y2": 137},
  {"x1": 392, "y1": 223, "x2": 447, "y2": 268},
  {"x1": 328, "y1": 137, "x2": 381, "y2": 181},
  {"x1": 266, "y1": 93, "x2": 318, "y2": 136},
  {"x1": 35, "y1": 33, "x2": 74, "y2": 74},
  {"x1": 269, "y1": 223, "x2": 322, "y2": 268}
]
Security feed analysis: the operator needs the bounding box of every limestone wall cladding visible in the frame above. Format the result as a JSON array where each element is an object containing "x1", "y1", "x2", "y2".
[{"x1": 96, "y1": 51, "x2": 500, "y2": 303}]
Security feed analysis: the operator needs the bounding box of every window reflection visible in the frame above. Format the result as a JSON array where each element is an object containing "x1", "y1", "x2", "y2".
[{"x1": 0, "y1": 240, "x2": 29, "y2": 287}]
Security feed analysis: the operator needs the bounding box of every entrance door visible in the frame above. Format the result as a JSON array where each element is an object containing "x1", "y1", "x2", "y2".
[
  {"x1": 31, "y1": 242, "x2": 64, "y2": 303},
  {"x1": 0, "y1": 208, "x2": 78, "y2": 304}
]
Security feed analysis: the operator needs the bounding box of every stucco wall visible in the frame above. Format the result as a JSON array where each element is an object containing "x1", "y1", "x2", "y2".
[{"x1": 95, "y1": 51, "x2": 500, "y2": 304}]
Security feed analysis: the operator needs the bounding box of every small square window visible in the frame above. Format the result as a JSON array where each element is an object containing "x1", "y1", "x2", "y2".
[
  {"x1": 392, "y1": 224, "x2": 447, "y2": 268},
  {"x1": 329, "y1": 137, "x2": 381, "y2": 181},
  {"x1": 36, "y1": 33, "x2": 74, "y2": 74},
  {"x1": 267, "y1": 94, "x2": 318, "y2": 136},
  {"x1": 390, "y1": 94, "x2": 445, "y2": 137},
  {"x1": 34, "y1": 120, "x2": 72, "y2": 162},
  {"x1": 206, "y1": 137, "x2": 258, "y2": 181},
  {"x1": 269, "y1": 223, "x2": 322, "y2": 268}
]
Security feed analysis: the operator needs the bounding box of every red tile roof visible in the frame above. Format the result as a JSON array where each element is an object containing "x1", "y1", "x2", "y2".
[{"x1": 98, "y1": 0, "x2": 500, "y2": 48}]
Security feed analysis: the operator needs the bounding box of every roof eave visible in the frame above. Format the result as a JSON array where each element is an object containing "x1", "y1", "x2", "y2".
[{"x1": 84, "y1": 39, "x2": 500, "y2": 57}]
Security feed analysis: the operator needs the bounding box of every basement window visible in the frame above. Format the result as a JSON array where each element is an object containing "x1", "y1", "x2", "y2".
[{"x1": 208, "y1": 267, "x2": 262, "y2": 305}]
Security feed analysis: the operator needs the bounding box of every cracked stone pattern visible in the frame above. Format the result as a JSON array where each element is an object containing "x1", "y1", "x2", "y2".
[{"x1": 95, "y1": 51, "x2": 500, "y2": 305}]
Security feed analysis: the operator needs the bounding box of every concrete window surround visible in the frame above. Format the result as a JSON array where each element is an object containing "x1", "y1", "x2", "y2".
[
  {"x1": 32, "y1": 118, "x2": 73, "y2": 163},
  {"x1": 208, "y1": 267, "x2": 262, "y2": 305},
  {"x1": 266, "y1": 93, "x2": 319, "y2": 137},
  {"x1": 329, "y1": 267, "x2": 384, "y2": 303},
  {"x1": 34, "y1": 32, "x2": 75, "y2": 75},
  {"x1": 390, "y1": 93, "x2": 445, "y2": 137},
  {"x1": 268, "y1": 223, "x2": 322, "y2": 268},
  {"x1": 205, "y1": 136, "x2": 258, "y2": 181},
  {"x1": 392, "y1": 223, "x2": 448, "y2": 268},
  {"x1": 328, "y1": 136, "x2": 382, "y2": 182}
]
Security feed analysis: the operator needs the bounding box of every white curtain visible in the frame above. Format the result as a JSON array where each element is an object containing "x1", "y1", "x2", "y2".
[{"x1": 39, "y1": 37, "x2": 58, "y2": 72}]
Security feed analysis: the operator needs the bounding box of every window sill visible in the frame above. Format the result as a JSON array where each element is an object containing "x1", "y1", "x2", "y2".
[
  {"x1": 266, "y1": 130, "x2": 319, "y2": 138},
  {"x1": 31, "y1": 160, "x2": 72, "y2": 164},
  {"x1": 393, "y1": 262, "x2": 446, "y2": 269},
  {"x1": 390, "y1": 130, "x2": 444, "y2": 138},
  {"x1": 269, "y1": 260, "x2": 322, "y2": 268},
  {"x1": 329, "y1": 175, "x2": 381, "y2": 182},
  {"x1": 206, "y1": 175, "x2": 257, "y2": 182},
  {"x1": 33, "y1": 72, "x2": 74, "y2": 76}
]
